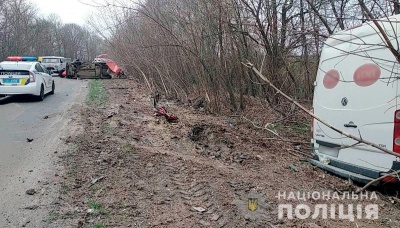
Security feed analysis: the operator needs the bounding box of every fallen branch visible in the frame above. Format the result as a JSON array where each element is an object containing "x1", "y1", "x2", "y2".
[
  {"x1": 243, "y1": 62, "x2": 399, "y2": 158},
  {"x1": 241, "y1": 116, "x2": 283, "y2": 140},
  {"x1": 89, "y1": 176, "x2": 105, "y2": 188},
  {"x1": 287, "y1": 148, "x2": 314, "y2": 158},
  {"x1": 287, "y1": 150, "x2": 304, "y2": 158},
  {"x1": 265, "y1": 138, "x2": 310, "y2": 145}
]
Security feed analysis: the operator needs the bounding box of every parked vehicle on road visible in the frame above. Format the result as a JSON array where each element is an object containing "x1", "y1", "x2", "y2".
[
  {"x1": 0, "y1": 57, "x2": 55, "y2": 101},
  {"x1": 310, "y1": 15, "x2": 400, "y2": 185},
  {"x1": 41, "y1": 56, "x2": 67, "y2": 76}
]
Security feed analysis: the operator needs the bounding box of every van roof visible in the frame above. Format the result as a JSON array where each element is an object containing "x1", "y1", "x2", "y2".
[
  {"x1": 41, "y1": 56, "x2": 64, "y2": 59},
  {"x1": 326, "y1": 14, "x2": 400, "y2": 47}
]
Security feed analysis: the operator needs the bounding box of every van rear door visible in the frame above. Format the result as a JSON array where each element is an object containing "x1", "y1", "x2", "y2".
[{"x1": 313, "y1": 21, "x2": 400, "y2": 173}]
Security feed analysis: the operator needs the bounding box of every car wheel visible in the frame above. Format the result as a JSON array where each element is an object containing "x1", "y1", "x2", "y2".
[
  {"x1": 49, "y1": 81, "x2": 55, "y2": 95},
  {"x1": 37, "y1": 85, "x2": 45, "y2": 101}
]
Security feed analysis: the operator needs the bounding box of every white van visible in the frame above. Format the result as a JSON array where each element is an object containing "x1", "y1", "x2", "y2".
[
  {"x1": 310, "y1": 15, "x2": 400, "y2": 184},
  {"x1": 41, "y1": 56, "x2": 66, "y2": 76}
]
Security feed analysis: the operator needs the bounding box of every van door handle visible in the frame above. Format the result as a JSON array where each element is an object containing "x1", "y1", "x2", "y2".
[{"x1": 344, "y1": 122, "x2": 357, "y2": 128}]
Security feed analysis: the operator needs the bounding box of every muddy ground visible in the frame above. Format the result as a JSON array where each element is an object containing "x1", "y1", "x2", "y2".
[{"x1": 49, "y1": 79, "x2": 400, "y2": 228}]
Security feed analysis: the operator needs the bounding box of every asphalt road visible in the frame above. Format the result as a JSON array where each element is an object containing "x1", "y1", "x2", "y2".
[{"x1": 0, "y1": 77, "x2": 87, "y2": 227}]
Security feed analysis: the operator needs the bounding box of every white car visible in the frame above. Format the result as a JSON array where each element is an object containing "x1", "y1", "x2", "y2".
[
  {"x1": 0, "y1": 60, "x2": 55, "y2": 101},
  {"x1": 41, "y1": 56, "x2": 66, "y2": 76}
]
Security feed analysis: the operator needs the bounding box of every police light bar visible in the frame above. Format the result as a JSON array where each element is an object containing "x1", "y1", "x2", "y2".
[
  {"x1": 22, "y1": 56, "x2": 38, "y2": 61},
  {"x1": 6, "y1": 56, "x2": 38, "y2": 61}
]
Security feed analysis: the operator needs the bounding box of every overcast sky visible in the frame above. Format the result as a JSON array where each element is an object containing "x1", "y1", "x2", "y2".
[{"x1": 30, "y1": 0, "x2": 96, "y2": 25}]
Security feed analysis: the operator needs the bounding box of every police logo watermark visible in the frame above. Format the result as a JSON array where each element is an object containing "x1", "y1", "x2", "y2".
[
  {"x1": 233, "y1": 192, "x2": 270, "y2": 221},
  {"x1": 247, "y1": 198, "x2": 258, "y2": 212},
  {"x1": 276, "y1": 191, "x2": 379, "y2": 221}
]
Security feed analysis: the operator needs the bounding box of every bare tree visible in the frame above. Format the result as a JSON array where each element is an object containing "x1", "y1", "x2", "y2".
[{"x1": 85, "y1": 0, "x2": 399, "y2": 114}]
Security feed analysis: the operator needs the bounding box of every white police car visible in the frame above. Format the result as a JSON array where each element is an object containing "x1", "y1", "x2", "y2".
[{"x1": 0, "y1": 56, "x2": 55, "y2": 101}]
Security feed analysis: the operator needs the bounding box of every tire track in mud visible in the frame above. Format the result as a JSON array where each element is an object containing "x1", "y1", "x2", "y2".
[
  {"x1": 138, "y1": 119, "x2": 230, "y2": 227},
  {"x1": 164, "y1": 160, "x2": 228, "y2": 227},
  {"x1": 135, "y1": 104, "x2": 266, "y2": 227},
  {"x1": 78, "y1": 82, "x2": 277, "y2": 227},
  {"x1": 142, "y1": 120, "x2": 277, "y2": 228}
]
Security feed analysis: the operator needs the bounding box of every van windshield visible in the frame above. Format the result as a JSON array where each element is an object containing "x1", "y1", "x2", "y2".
[{"x1": 42, "y1": 59, "x2": 60, "y2": 63}]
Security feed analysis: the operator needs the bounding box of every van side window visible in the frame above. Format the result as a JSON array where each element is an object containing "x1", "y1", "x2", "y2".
[{"x1": 35, "y1": 64, "x2": 44, "y2": 73}]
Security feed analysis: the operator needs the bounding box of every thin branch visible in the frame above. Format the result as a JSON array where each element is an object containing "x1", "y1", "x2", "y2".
[
  {"x1": 265, "y1": 138, "x2": 310, "y2": 145},
  {"x1": 358, "y1": 0, "x2": 400, "y2": 64},
  {"x1": 241, "y1": 116, "x2": 284, "y2": 140}
]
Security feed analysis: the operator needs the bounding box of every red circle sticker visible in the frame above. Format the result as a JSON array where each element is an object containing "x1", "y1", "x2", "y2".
[
  {"x1": 323, "y1": 69, "x2": 340, "y2": 89},
  {"x1": 353, "y1": 63, "x2": 381, "y2": 87}
]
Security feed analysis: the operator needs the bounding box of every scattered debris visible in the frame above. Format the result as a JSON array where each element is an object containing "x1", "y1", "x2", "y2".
[
  {"x1": 289, "y1": 163, "x2": 300, "y2": 172},
  {"x1": 64, "y1": 136, "x2": 73, "y2": 143},
  {"x1": 192, "y1": 206, "x2": 206, "y2": 213},
  {"x1": 232, "y1": 152, "x2": 250, "y2": 164},
  {"x1": 87, "y1": 208, "x2": 95, "y2": 214},
  {"x1": 21, "y1": 220, "x2": 30, "y2": 227},
  {"x1": 171, "y1": 136, "x2": 180, "y2": 140},
  {"x1": 23, "y1": 205, "x2": 39, "y2": 210},
  {"x1": 199, "y1": 220, "x2": 211, "y2": 226},
  {"x1": 211, "y1": 214, "x2": 221, "y2": 221},
  {"x1": 227, "y1": 120, "x2": 235, "y2": 127},
  {"x1": 89, "y1": 176, "x2": 105, "y2": 188},
  {"x1": 155, "y1": 107, "x2": 179, "y2": 123},
  {"x1": 25, "y1": 189, "x2": 36, "y2": 195},
  {"x1": 191, "y1": 97, "x2": 206, "y2": 110},
  {"x1": 188, "y1": 124, "x2": 207, "y2": 141}
]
